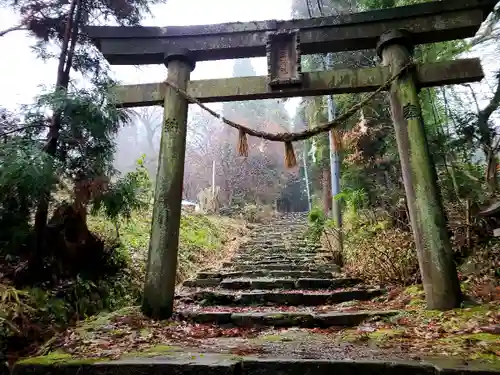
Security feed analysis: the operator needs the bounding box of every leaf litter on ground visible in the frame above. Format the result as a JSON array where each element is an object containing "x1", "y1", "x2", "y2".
[{"x1": 39, "y1": 286, "x2": 499, "y2": 363}]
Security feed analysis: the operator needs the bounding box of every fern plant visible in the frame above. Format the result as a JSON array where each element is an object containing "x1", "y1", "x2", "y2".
[{"x1": 90, "y1": 155, "x2": 152, "y2": 238}]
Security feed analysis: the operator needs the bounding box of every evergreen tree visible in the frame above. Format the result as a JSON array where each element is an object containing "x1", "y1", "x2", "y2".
[{"x1": 0, "y1": 0, "x2": 157, "y2": 276}]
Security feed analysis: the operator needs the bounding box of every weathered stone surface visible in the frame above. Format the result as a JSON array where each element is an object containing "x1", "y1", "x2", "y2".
[
  {"x1": 239, "y1": 251, "x2": 324, "y2": 257},
  {"x1": 110, "y1": 59, "x2": 484, "y2": 107},
  {"x1": 231, "y1": 312, "x2": 314, "y2": 327},
  {"x1": 183, "y1": 278, "x2": 222, "y2": 288},
  {"x1": 225, "y1": 261, "x2": 320, "y2": 268},
  {"x1": 14, "y1": 353, "x2": 500, "y2": 375},
  {"x1": 313, "y1": 310, "x2": 398, "y2": 327},
  {"x1": 220, "y1": 278, "x2": 296, "y2": 290},
  {"x1": 179, "y1": 311, "x2": 232, "y2": 324},
  {"x1": 181, "y1": 310, "x2": 398, "y2": 328},
  {"x1": 240, "y1": 358, "x2": 437, "y2": 375},
  {"x1": 201, "y1": 270, "x2": 339, "y2": 279},
  {"x1": 142, "y1": 57, "x2": 191, "y2": 320},
  {"x1": 14, "y1": 355, "x2": 238, "y2": 375},
  {"x1": 197, "y1": 272, "x2": 222, "y2": 279},
  {"x1": 190, "y1": 289, "x2": 384, "y2": 306},
  {"x1": 295, "y1": 278, "x2": 361, "y2": 289},
  {"x1": 231, "y1": 256, "x2": 324, "y2": 263},
  {"x1": 228, "y1": 264, "x2": 341, "y2": 273},
  {"x1": 251, "y1": 260, "x2": 314, "y2": 266},
  {"x1": 86, "y1": 0, "x2": 495, "y2": 65},
  {"x1": 207, "y1": 278, "x2": 361, "y2": 290},
  {"x1": 271, "y1": 270, "x2": 338, "y2": 279}
]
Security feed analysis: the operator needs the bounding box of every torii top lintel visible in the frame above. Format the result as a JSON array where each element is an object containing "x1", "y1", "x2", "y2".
[{"x1": 84, "y1": 0, "x2": 497, "y2": 65}]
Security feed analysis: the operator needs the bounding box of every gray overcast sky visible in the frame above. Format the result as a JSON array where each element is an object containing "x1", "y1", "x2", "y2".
[{"x1": 0, "y1": 0, "x2": 302, "y2": 115}]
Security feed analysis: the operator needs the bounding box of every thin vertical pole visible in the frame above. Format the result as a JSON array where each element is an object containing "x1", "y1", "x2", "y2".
[
  {"x1": 212, "y1": 159, "x2": 216, "y2": 195},
  {"x1": 303, "y1": 142, "x2": 312, "y2": 211},
  {"x1": 326, "y1": 53, "x2": 343, "y2": 253}
]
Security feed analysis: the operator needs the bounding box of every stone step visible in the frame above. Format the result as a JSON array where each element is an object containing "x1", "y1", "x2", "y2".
[
  {"x1": 242, "y1": 244, "x2": 319, "y2": 249},
  {"x1": 248, "y1": 237, "x2": 312, "y2": 242},
  {"x1": 235, "y1": 250, "x2": 326, "y2": 256},
  {"x1": 231, "y1": 256, "x2": 334, "y2": 263},
  {"x1": 233, "y1": 251, "x2": 326, "y2": 258},
  {"x1": 233, "y1": 252, "x2": 327, "y2": 257},
  {"x1": 219, "y1": 277, "x2": 361, "y2": 290},
  {"x1": 241, "y1": 245, "x2": 288, "y2": 251},
  {"x1": 238, "y1": 251, "x2": 323, "y2": 258},
  {"x1": 197, "y1": 270, "x2": 340, "y2": 279},
  {"x1": 245, "y1": 239, "x2": 314, "y2": 244},
  {"x1": 183, "y1": 278, "x2": 221, "y2": 288},
  {"x1": 182, "y1": 289, "x2": 384, "y2": 306},
  {"x1": 179, "y1": 309, "x2": 397, "y2": 327},
  {"x1": 15, "y1": 349, "x2": 500, "y2": 373},
  {"x1": 240, "y1": 247, "x2": 286, "y2": 252},
  {"x1": 253, "y1": 223, "x2": 306, "y2": 227},
  {"x1": 222, "y1": 260, "x2": 323, "y2": 268},
  {"x1": 225, "y1": 264, "x2": 341, "y2": 272}
]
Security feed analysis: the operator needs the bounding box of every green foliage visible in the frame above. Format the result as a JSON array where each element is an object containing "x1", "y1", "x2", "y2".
[
  {"x1": 88, "y1": 208, "x2": 239, "y2": 284},
  {"x1": 0, "y1": 257, "x2": 141, "y2": 355},
  {"x1": 343, "y1": 219, "x2": 419, "y2": 284},
  {"x1": 307, "y1": 206, "x2": 326, "y2": 242},
  {"x1": 0, "y1": 141, "x2": 56, "y2": 202},
  {"x1": 335, "y1": 188, "x2": 368, "y2": 216},
  {"x1": 0, "y1": 140, "x2": 57, "y2": 252},
  {"x1": 91, "y1": 156, "x2": 152, "y2": 224},
  {"x1": 27, "y1": 83, "x2": 130, "y2": 179},
  {"x1": 0, "y1": 0, "x2": 168, "y2": 362}
]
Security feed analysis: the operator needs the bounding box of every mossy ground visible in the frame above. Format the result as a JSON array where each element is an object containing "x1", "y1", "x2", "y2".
[
  {"x1": 5, "y1": 210, "x2": 245, "y2": 365},
  {"x1": 16, "y1": 351, "x2": 105, "y2": 365},
  {"x1": 22, "y1": 287, "x2": 498, "y2": 366},
  {"x1": 333, "y1": 286, "x2": 500, "y2": 362},
  {"x1": 88, "y1": 209, "x2": 246, "y2": 282}
]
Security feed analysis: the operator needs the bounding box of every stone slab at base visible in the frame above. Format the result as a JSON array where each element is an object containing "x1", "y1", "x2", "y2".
[
  {"x1": 179, "y1": 310, "x2": 398, "y2": 327},
  {"x1": 13, "y1": 352, "x2": 500, "y2": 375}
]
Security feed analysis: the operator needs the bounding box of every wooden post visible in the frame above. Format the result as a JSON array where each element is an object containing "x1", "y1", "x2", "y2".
[
  {"x1": 377, "y1": 30, "x2": 461, "y2": 310},
  {"x1": 142, "y1": 49, "x2": 195, "y2": 319}
]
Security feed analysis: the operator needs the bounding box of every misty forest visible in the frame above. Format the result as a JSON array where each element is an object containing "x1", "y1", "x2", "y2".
[{"x1": 0, "y1": 0, "x2": 499, "y2": 371}]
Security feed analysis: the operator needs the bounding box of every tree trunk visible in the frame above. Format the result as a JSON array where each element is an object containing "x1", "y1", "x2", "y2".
[
  {"x1": 33, "y1": 0, "x2": 80, "y2": 260},
  {"x1": 486, "y1": 150, "x2": 497, "y2": 196}
]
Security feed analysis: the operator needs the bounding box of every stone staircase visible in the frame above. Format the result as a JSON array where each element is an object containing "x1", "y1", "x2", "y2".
[{"x1": 176, "y1": 213, "x2": 396, "y2": 328}]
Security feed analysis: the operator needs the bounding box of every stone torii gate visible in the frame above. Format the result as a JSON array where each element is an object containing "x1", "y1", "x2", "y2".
[{"x1": 85, "y1": 0, "x2": 496, "y2": 319}]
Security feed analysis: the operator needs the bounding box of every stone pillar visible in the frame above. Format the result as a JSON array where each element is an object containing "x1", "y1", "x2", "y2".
[
  {"x1": 377, "y1": 30, "x2": 461, "y2": 310},
  {"x1": 142, "y1": 49, "x2": 195, "y2": 319}
]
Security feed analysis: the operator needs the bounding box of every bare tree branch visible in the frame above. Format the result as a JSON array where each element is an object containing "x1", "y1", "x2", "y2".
[
  {"x1": 478, "y1": 72, "x2": 500, "y2": 125},
  {"x1": 0, "y1": 24, "x2": 27, "y2": 37},
  {"x1": 0, "y1": 124, "x2": 49, "y2": 137}
]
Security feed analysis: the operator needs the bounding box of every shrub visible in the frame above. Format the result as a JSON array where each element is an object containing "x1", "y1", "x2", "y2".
[
  {"x1": 0, "y1": 259, "x2": 140, "y2": 359},
  {"x1": 240, "y1": 204, "x2": 275, "y2": 223},
  {"x1": 307, "y1": 206, "x2": 326, "y2": 242},
  {"x1": 343, "y1": 222, "x2": 419, "y2": 285}
]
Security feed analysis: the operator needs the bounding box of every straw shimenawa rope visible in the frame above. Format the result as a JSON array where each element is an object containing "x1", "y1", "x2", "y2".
[{"x1": 163, "y1": 61, "x2": 413, "y2": 167}]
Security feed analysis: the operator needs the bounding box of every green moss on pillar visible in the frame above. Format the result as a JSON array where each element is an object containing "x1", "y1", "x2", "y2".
[
  {"x1": 142, "y1": 56, "x2": 193, "y2": 319},
  {"x1": 380, "y1": 36, "x2": 461, "y2": 310}
]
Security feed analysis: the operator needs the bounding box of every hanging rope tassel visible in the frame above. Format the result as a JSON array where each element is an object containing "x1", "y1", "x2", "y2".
[
  {"x1": 237, "y1": 128, "x2": 249, "y2": 157},
  {"x1": 284, "y1": 141, "x2": 297, "y2": 168}
]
